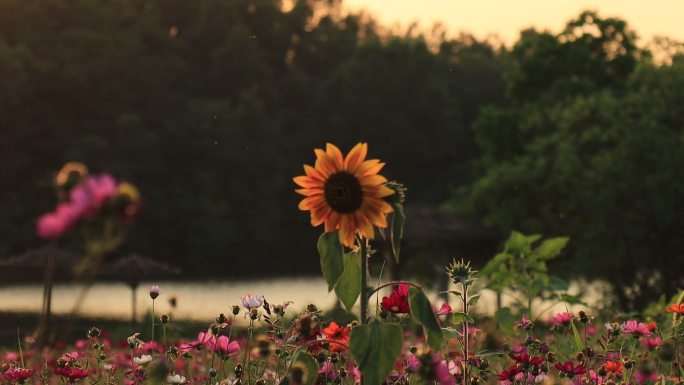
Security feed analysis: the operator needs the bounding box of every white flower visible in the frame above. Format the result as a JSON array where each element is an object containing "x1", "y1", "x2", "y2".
[
  {"x1": 240, "y1": 294, "x2": 264, "y2": 309},
  {"x1": 167, "y1": 374, "x2": 187, "y2": 384},
  {"x1": 534, "y1": 374, "x2": 548, "y2": 383},
  {"x1": 133, "y1": 354, "x2": 153, "y2": 365}
]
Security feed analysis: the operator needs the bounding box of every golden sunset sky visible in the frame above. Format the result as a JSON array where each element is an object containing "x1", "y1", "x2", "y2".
[{"x1": 343, "y1": 0, "x2": 684, "y2": 45}]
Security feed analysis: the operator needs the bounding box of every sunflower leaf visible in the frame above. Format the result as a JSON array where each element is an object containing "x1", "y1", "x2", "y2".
[
  {"x1": 335, "y1": 253, "x2": 361, "y2": 311},
  {"x1": 408, "y1": 287, "x2": 443, "y2": 350},
  {"x1": 350, "y1": 322, "x2": 403, "y2": 385},
  {"x1": 318, "y1": 232, "x2": 345, "y2": 292},
  {"x1": 390, "y1": 203, "x2": 405, "y2": 264}
]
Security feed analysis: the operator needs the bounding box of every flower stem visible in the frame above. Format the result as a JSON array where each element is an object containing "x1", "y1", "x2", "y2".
[
  {"x1": 462, "y1": 285, "x2": 469, "y2": 385},
  {"x1": 360, "y1": 239, "x2": 369, "y2": 324},
  {"x1": 151, "y1": 299, "x2": 155, "y2": 342}
]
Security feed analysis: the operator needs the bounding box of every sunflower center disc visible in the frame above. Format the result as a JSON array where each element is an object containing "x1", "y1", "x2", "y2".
[{"x1": 324, "y1": 172, "x2": 363, "y2": 213}]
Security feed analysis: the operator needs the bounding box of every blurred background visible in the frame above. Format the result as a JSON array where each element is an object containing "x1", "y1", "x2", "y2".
[{"x1": 1, "y1": 0, "x2": 683, "y2": 328}]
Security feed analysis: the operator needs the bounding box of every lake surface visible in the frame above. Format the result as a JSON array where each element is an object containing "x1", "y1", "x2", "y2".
[{"x1": 0, "y1": 277, "x2": 607, "y2": 323}]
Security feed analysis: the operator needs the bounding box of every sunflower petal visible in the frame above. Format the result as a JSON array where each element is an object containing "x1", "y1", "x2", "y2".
[
  {"x1": 360, "y1": 174, "x2": 388, "y2": 186},
  {"x1": 344, "y1": 143, "x2": 368, "y2": 172},
  {"x1": 304, "y1": 164, "x2": 327, "y2": 181},
  {"x1": 354, "y1": 159, "x2": 384, "y2": 178},
  {"x1": 326, "y1": 143, "x2": 345, "y2": 170}
]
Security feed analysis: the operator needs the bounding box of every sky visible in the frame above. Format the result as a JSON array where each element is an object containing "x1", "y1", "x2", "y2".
[{"x1": 343, "y1": 0, "x2": 684, "y2": 45}]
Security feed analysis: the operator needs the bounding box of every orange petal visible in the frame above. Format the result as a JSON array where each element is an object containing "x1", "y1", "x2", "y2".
[
  {"x1": 355, "y1": 211, "x2": 374, "y2": 239},
  {"x1": 304, "y1": 165, "x2": 327, "y2": 181},
  {"x1": 315, "y1": 149, "x2": 339, "y2": 176},
  {"x1": 326, "y1": 143, "x2": 345, "y2": 170},
  {"x1": 293, "y1": 176, "x2": 320, "y2": 188},
  {"x1": 354, "y1": 159, "x2": 384, "y2": 178},
  {"x1": 360, "y1": 174, "x2": 388, "y2": 186},
  {"x1": 295, "y1": 188, "x2": 323, "y2": 196},
  {"x1": 325, "y1": 212, "x2": 340, "y2": 232},
  {"x1": 344, "y1": 143, "x2": 368, "y2": 172}
]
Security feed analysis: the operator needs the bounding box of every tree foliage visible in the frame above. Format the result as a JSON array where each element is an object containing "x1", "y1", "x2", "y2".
[
  {"x1": 454, "y1": 11, "x2": 684, "y2": 310},
  {"x1": 0, "y1": 0, "x2": 505, "y2": 276}
]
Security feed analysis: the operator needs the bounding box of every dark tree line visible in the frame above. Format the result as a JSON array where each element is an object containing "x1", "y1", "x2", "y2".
[
  {"x1": 0, "y1": 0, "x2": 505, "y2": 277},
  {"x1": 1, "y1": 0, "x2": 682, "y2": 310}
]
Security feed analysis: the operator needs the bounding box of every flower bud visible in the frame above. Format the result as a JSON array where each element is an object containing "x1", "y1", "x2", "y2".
[
  {"x1": 232, "y1": 305, "x2": 241, "y2": 315},
  {"x1": 160, "y1": 314, "x2": 170, "y2": 324},
  {"x1": 87, "y1": 327, "x2": 101, "y2": 338},
  {"x1": 149, "y1": 285, "x2": 160, "y2": 300}
]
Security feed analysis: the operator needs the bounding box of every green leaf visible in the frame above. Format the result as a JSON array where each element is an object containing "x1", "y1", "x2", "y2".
[
  {"x1": 317, "y1": 232, "x2": 344, "y2": 292},
  {"x1": 334, "y1": 253, "x2": 361, "y2": 311},
  {"x1": 280, "y1": 351, "x2": 318, "y2": 385},
  {"x1": 569, "y1": 319, "x2": 583, "y2": 351},
  {"x1": 408, "y1": 287, "x2": 443, "y2": 350},
  {"x1": 557, "y1": 293, "x2": 586, "y2": 306},
  {"x1": 441, "y1": 327, "x2": 461, "y2": 340},
  {"x1": 494, "y1": 308, "x2": 516, "y2": 335},
  {"x1": 390, "y1": 203, "x2": 405, "y2": 264},
  {"x1": 350, "y1": 322, "x2": 403, "y2": 385},
  {"x1": 534, "y1": 237, "x2": 569, "y2": 260},
  {"x1": 468, "y1": 294, "x2": 481, "y2": 306},
  {"x1": 450, "y1": 312, "x2": 474, "y2": 324}
]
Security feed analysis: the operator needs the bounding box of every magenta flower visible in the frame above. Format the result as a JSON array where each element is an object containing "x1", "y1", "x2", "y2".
[
  {"x1": 179, "y1": 331, "x2": 212, "y2": 352},
  {"x1": 5, "y1": 367, "x2": 35, "y2": 381},
  {"x1": 406, "y1": 354, "x2": 421, "y2": 373},
  {"x1": 436, "y1": 303, "x2": 452, "y2": 315},
  {"x1": 37, "y1": 202, "x2": 84, "y2": 238},
  {"x1": 515, "y1": 314, "x2": 533, "y2": 331},
  {"x1": 206, "y1": 335, "x2": 240, "y2": 357},
  {"x1": 432, "y1": 354, "x2": 455, "y2": 385},
  {"x1": 550, "y1": 312, "x2": 574, "y2": 327},
  {"x1": 641, "y1": 336, "x2": 662, "y2": 350},
  {"x1": 621, "y1": 320, "x2": 652, "y2": 338}
]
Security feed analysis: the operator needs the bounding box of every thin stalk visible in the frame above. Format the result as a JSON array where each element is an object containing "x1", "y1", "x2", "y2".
[
  {"x1": 360, "y1": 239, "x2": 368, "y2": 324},
  {"x1": 151, "y1": 299, "x2": 155, "y2": 342},
  {"x1": 462, "y1": 285, "x2": 469, "y2": 385}
]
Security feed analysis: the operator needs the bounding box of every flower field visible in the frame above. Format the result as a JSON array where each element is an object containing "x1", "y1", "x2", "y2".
[{"x1": 1, "y1": 144, "x2": 683, "y2": 385}]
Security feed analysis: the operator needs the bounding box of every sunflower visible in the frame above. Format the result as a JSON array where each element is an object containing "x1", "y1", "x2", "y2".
[{"x1": 294, "y1": 143, "x2": 394, "y2": 247}]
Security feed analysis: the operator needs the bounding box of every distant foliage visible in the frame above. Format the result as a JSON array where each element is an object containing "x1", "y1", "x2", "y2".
[{"x1": 453, "y1": 11, "x2": 684, "y2": 310}]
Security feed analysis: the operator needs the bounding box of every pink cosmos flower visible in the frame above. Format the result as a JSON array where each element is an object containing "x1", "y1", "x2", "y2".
[
  {"x1": 206, "y1": 335, "x2": 240, "y2": 357},
  {"x1": 515, "y1": 314, "x2": 533, "y2": 331},
  {"x1": 318, "y1": 361, "x2": 337, "y2": 380},
  {"x1": 621, "y1": 320, "x2": 652, "y2": 338},
  {"x1": 550, "y1": 312, "x2": 574, "y2": 327},
  {"x1": 432, "y1": 354, "x2": 455, "y2": 385},
  {"x1": 179, "y1": 331, "x2": 212, "y2": 352},
  {"x1": 635, "y1": 371, "x2": 659, "y2": 385},
  {"x1": 406, "y1": 354, "x2": 421, "y2": 373},
  {"x1": 641, "y1": 336, "x2": 662, "y2": 350},
  {"x1": 240, "y1": 294, "x2": 264, "y2": 309},
  {"x1": 37, "y1": 202, "x2": 84, "y2": 238},
  {"x1": 436, "y1": 303, "x2": 453, "y2": 316}
]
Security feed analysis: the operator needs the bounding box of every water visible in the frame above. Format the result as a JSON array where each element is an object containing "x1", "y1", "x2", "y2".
[{"x1": 0, "y1": 277, "x2": 608, "y2": 322}]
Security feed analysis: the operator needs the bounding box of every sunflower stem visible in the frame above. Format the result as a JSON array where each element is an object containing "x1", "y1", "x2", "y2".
[{"x1": 360, "y1": 238, "x2": 369, "y2": 324}]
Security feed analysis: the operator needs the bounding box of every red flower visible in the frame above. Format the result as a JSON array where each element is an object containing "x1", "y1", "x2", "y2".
[
  {"x1": 381, "y1": 284, "x2": 410, "y2": 314},
  {"x1": 603, "y1": 360, "x2": 623, "y2": 375},
  {"x1": 509, "y1": 352, "x2": 544, "y2": 366},
  {"x1": 5, "y1": 367, "x2": 35, "y2": 381},
  {"x1": 496, "y1": 365, "x2": 522, "y2": 381},
  {"x1": 55, "y1": 366, "x2": 89, "y2": 382},
  {"x1": 321, "y1": 321, "x2": 350, "y2": 352},
  {"x1": 555, "y1": 361, "x2": 586, "y2": 376},
  {"x1": 666, "y1": 303, "x2": 684, "y2": 315}
]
